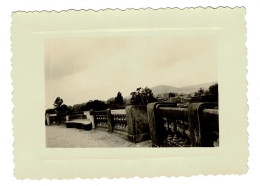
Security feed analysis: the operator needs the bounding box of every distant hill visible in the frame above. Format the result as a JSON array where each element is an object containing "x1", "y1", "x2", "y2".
[
  {"x1": 124, "y1": 81, "x2": 217, "y2": 99},
  {"x1": 151, "y1": 81, "x2": 217, "y2": 95}
]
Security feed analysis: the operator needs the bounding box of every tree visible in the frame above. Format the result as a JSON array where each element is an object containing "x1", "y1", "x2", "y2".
[
  {"x1": 58, "y1": 104, "x2": 68, "y2": 113},
  {"x1": 114, "y1": 92, "x2": 124, "y2": 105},
  {"x1": 106, "y1": 93, "x2": 126, "y2": 109},
  {"x1": 71, "y1": 104, "x2": 81, "y2": 112},
  {"x1": 208, "y1": 83, "x2": 218, "y2": 101},
  {"x1": 106, "y1": 97, "x2": 115, "y2": 105},
  {"x1": 53, "y1": 97, "x2": 63, "y2": 109},
  {"x1": 67, "y1": 106, "x2": 73, "y2": 113},
  {"x1": 193, "y1": 83, "x2": 218, "y2": 102},
  {"x1": 130, "y1": 87, "x2": 157, "y2": 105},
  {"x1": 196, "y1": 87, "x2": 205, "y2": 96},
  {"x1": 53, "y1": 97, "x2": 68, "y2": 124},
  {"x1": 85, "y1": 100, "x2": 107, "y2": 111},
  {"x1": 53, "y1": 97, "x2": 68, "y2": 114},
  {"x1": 169, "y1": 93, "x2": 176, "y2": 98}
]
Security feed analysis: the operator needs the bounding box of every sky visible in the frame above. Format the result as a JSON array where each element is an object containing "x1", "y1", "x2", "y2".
[{"x1": 45, "y1": 35, "x2": 218, "y2": 109}]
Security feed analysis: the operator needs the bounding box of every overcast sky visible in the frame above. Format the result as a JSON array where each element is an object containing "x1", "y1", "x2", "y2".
[{"x1": 45, "y1": 35, "x2": 218, "y2": 108}]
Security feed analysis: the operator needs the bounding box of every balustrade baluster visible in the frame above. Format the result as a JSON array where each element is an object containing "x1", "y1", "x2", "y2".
[{"x1": 172, "y1": 119, "x2": 179, "y2": 144}]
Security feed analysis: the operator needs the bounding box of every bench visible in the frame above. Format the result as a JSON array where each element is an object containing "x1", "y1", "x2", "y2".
[{"x1": 65, "y1": 119, "x2": 92, "y2": 130}]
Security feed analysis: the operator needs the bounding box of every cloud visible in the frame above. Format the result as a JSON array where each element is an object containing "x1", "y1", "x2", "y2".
[
  {"x1": 45, "y1": 37, "x2": 130, "y2": 80},
  {"x1": 45, "y1": 35, "x2": 218, "y2": 108}
]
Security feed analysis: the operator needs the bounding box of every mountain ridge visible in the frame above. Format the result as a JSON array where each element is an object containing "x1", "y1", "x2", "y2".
[
  {"x1": 125, "y1": 81, "x2": 217, "y2": 99},
  {"x1": 151, "y1": 81, "x2": 217, "y2": 95}
]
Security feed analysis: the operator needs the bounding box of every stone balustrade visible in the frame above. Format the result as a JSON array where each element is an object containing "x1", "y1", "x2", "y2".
[
  {"x1": 94, "y1": 110, "x2": 109, "y2": 129},
  {"x1": 90, "y1": 109, "x2": 128, "y2": 134},
  {"x1": 47, "y1": 102, "x2": 219, "y2": 147},
  {"x1": 90, "y1": 107, "x2": 151, "y2": 142},
  {"x1": 147, "y1": 102, "x2": 219, "y2": 147}
]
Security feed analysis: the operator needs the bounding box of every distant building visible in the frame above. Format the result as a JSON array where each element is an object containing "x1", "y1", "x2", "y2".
[{"x1": 156, "y1": 92, "x2": 176, "y2": 102}]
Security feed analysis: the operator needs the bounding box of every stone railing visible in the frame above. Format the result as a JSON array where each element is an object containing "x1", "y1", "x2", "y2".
[
  {"x1": 45, "y1": 113, "x2": 66, "y2": 125},
  {"x1": 159, "y1": 107, "x2": 190, "y2": 147},
  {"x1": 90, "y1": 108, "x2": 149, "y2": 142},
  {"x1": 147, "y1": 102, "x2": 219, "y2": 147},
  {"x1": 111, "y1": 109, "x2": 127, "y2": 131},
  {"x1": 45, "y1": 113, "x2": 58, "y2": 125},
  {"x1": 47, "y1": 102, "x2": 219, "y2": 146},
  {"x1": 94, "y1": 110, "x2": 109, "y2": 129},
  {"x1": 91, "y1": 109, "x2": 128, "y2": 135}
]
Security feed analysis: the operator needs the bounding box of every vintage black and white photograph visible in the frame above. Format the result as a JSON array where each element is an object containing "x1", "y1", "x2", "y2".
[
  {"x1": 45, "y1": 35, "x2": 219, "y2": 148},
  {"x1": 12, "y1": 6, "x2": 249, "y2": 178}
]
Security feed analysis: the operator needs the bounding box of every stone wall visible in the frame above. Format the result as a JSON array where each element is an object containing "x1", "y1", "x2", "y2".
[
  {"x1": 59, "y1": 102, "x2": 218, "y2": 147},
  {"x1": 126, "y1": 105, "x2": 151, "y2": 143},
  {"x1": 147, "y1": 102, "x2": 219, "y2": 147}
]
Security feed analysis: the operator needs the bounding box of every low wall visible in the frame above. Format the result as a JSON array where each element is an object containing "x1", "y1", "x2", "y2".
[
  {"x1": 147, "y1": 102, "x2": 219, "y2": 147},
  {"x1": 83, "y1": 111, "x2": 91, "y2": 119},
  {"x1": 126, "y1": 105, "x2": 151, "y2": 143},
  {"x1": 45, "y1": 113, "x2": 64, "y2": 125}
]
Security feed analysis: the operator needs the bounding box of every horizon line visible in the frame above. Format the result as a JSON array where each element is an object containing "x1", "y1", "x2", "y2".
[
  {"x1": 154, "y1": 80, "x2": 217, "y2": 89},
  {"x1": 45, "y1": 80, "x2": 218, "y2": 109}
]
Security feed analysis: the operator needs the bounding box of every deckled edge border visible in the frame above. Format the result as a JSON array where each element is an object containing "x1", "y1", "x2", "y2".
[{"x1": 11, "y1": 6, "x2": 248, "y2": 179}]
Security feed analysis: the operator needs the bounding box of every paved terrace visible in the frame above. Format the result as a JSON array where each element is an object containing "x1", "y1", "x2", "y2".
[{"x1": 46, "y1": 124, "x2": 151, "y2": 148}]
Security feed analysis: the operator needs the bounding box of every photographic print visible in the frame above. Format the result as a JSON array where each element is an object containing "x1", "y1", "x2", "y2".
[
  {"x1": 45, "y1": 35, "x2": 219, "y2": 148},
  {"x1": 12, "y1": 8, "x2": 247, "y2": 178}
]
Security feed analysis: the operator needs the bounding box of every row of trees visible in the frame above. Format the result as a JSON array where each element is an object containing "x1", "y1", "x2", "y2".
[
  {"x1": 68, "y1": 92, "x2": 127, "y2": 112},
  {"x1": 194, "y1": 83, "x2": 218, "y2": 101},
  {"x1": 46, "y1": 84, "x2": 218, "y2": 115},
  {"x1": 130, "y1": 87, "x2": 157, "y2": 105},
  {"x1": 46, "y1": 87, "x2": 158, "y2": 115}
]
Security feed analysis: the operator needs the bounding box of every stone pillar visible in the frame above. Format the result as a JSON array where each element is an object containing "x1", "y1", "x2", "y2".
[
  {"x1": 89, "y1": 109, "x2": 95, "y2": 129},
  {"x1": 46, "y1": 114, "x2": 50, "y2": 126},
  {"x1": 187, "y1": 102, "x2": 218, "y2": 147},
  {"x1": 106, "y1": 108, "x2": 113, "y2": 133},
  {"x1": 147, "y1": 103, "x2": 160, "y2": 146},
  {"x1": 84, "y1": 111, "x2": 91, "y2": 119},
  {"x1": 66, "y1": 115, "x2": 70, "y2": 121},
  {"x1": 126, "y1": 105, "x2": 150, "y2": 143},
  {"x1": 126, "y1": 106, "x2": 135, "y2": 142}
]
